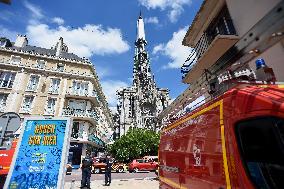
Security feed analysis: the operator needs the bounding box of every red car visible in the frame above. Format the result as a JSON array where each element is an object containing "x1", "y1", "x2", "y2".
[{"x1": 129, "y1": 159, "x2": 158, "y2": 173}]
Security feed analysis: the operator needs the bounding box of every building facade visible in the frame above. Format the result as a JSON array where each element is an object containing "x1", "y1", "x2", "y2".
[
  {"x1": 116, "y1": 14, "x2": 170, "y2": 137},
  {"x1": 0, "y1": 35, "x2": 113, "y2": 166},
  {"x1": 159, "y1": 0, "x2": 284, "y2": 128}
]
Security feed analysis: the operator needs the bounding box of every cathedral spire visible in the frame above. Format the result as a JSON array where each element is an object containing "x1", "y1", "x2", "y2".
[{"x1": 136, "y1": 12, "x2": 146, "y2": 41}]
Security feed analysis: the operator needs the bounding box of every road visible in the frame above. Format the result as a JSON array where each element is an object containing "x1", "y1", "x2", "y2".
[{"x1": 65, "y1": 169, "x2": 157, "y2": 182}]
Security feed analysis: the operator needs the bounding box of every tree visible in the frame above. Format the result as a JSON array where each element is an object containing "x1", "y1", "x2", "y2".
[{"x1": 107, "y1": 128, "x2": 159, "y2": 162}]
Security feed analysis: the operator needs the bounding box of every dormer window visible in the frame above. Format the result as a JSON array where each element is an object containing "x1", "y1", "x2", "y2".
[
  {"x1": 36, "y1": 60, "x2": 46, "y2": 69},
  {"x1": 10, "y1": 55, "x2": 21, "y2": 65},
  {"x1": 0, "y1": 40, "x2": 6, "y2": 47},
  {"x1": 56, "y1": 63, "x2": 64, "y2": 72}
]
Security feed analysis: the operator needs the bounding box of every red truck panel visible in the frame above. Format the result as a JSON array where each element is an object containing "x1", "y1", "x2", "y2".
[{"x1": 159, "y1": 84, "x2": 284, "y2": 189}]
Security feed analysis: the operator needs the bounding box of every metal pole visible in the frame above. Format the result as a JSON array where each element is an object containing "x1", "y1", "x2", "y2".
[{"x1": 0, "y1": 115, "x2": 9, "y2": 146}]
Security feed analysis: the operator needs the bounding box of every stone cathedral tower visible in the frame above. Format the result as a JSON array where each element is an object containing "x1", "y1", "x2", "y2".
[{"x1": 116, "y1": 13, "x2": 170, "y2": 137}]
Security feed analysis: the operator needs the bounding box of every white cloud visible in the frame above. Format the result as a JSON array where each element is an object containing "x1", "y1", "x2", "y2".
[
  {"x1": 26, "y1": 23, "x2": 130, "y2": 57},
  {"x1": 144, "y1": 17, "x2": 159, "y2": 24},
  {"x1": 52, "y1": 17, "x2": 64, "y2": 25},
  {"x1": 22, "y1": 1, "x2": 129, "y2": 58},
  {"x1": 153, "y1": 26, "x2": 192, "y2": 69},
  {"x1": 23, "y1": 1, "x2": 43, "y2": 19},
  {"x1": 101, "y1": 80, "x2": 129, "y2": 107},
  {"x1": 95, "y1": 66, "x2": 112, "y2": 79},
  {"x1": 138, "y1": 0, "x2": 192, "y2": 22}
]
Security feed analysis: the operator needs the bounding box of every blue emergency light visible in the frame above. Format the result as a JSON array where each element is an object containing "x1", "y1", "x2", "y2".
[{"x1": 255, "y1": 58, "x2": 266, "y2": 69}]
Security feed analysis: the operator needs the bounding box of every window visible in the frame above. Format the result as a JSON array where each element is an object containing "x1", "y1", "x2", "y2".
[
  {"x1": 56, "y1": 63, "x2": 64, "y2": 72},
  {"x1": 137, "y1": 159, "x2": 144, "y2": 163},
  {"x1": 45, "y1": 98, "x2": 56, "y2": 114},
  {"x1": 0, "y1": 94, "x2": 8, "y2": 112},
  {"x1": 26, "y1": 75, "x2": 40, "y2": 91},
  {"x1": 0, "y1": 72, "x2": 15, "y2": 88},
  {"x1": 36, "y1": 60, "x2": 46, "y2": 69},
  {"x1": 205, "y1": 6, "x2": 236, "y2": 43},
  {"x1": 72, "y1": 81, "x2": 89, "y2": 96},
  {"x1": 0, "y1": 40, "x2": 6, "y2": 47},
  {"x1": 48, "y1": 78, "x2": 60, "y2": 94},
  {"x1": 21, "y1": 96, "x2": 34, "y2": 113},
  {"x1": 71, "y1": 122, "x2": 79, "y2": 139},
  {"x1": 10, "y1": 55, "x2": 21, "y2": 65},
  {"x1": 236, "y1": 117, "x2": 284, "y2": 189}
]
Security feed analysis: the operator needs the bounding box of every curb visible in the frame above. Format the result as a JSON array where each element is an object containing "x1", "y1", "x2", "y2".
[{"x1": 65, "y1": 177, "x2": 158, "y2": 183}]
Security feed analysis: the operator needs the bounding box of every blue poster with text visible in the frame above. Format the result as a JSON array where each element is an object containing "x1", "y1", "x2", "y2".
[{"x1": 7, "y1": 119, "x2": 68, "y2": 189}]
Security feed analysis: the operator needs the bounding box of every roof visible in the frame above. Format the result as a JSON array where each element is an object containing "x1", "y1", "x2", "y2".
[{"x1": 5, "y1": 45, "x2": 84, "y2": 62}]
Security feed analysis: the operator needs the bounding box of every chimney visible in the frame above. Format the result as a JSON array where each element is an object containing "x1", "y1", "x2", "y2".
[
  {"x1": 14, "y1": 34, "x2": 28, "y2": 47},
  {"x1": 55, "y1": 37, "x2": 63, "y2": 56},
  {"x1": 54, "y1": 37, "x2": 68, "y2": 57}
]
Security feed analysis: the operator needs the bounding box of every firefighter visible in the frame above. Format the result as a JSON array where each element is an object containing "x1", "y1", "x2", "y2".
[
  {"x1": 105, "y1": 154, "x2": 113, "y2": 186},
  {"x1": 80, "y1": 153, "x2": 93, "y2": 189}
]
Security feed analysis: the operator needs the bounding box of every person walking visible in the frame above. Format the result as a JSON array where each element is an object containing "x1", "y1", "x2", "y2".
[
  {"x1": 105, "y1": 155, "x2": 113, "y2": 186},
  {"x1": 81, "y1": 153, "x2": 93, "y2": 189}
]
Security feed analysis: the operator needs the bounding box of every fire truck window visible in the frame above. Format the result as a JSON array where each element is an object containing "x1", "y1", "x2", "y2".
[{"x1": 236, "y1": 117, "x2": 284, "y2": 189}]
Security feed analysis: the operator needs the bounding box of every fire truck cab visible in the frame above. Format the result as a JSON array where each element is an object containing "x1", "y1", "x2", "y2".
[{"x1": 159, "y1": 84, "x2": 284, "y2": 189}]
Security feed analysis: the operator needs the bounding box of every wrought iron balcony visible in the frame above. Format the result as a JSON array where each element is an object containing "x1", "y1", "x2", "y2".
[
  {"x1": 62, "y1": 107, "x2": 98, "y2": 121},
  {"x1": 181, "y1": 17, "x2": 238, "y2": 83},
  {"x1": 66, "y1": 88, "x2": 100, "y2": 105}
]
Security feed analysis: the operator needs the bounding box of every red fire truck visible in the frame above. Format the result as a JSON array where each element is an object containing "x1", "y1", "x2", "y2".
[
  {"x1": 0, "y1": 138, "x2": 18, "y2": 188},
  {"x1": 159, "y1": 83, "x2": 284, "y2": 189},
  {"x1": 0, "y1": 112, "x2": 20, "y2": 188}
]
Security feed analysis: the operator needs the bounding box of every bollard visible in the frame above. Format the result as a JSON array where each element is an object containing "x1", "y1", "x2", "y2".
[{"x1": 70, "y1": 179, "x2": 75, "y2": 189}]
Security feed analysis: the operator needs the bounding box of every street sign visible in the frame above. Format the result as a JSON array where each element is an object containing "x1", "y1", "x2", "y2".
[
  {"x1": 4, "y1": 117, "x2": 72, "y2": 189},
  {"x1": 0, "y1": 112, "x2": 21, "y2": 147}
]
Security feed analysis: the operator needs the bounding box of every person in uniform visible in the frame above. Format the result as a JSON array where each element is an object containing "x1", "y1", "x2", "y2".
[
  {"x1": 81, "y1": 153, "x2": 93, "y2": 189},
  {"x1": 105, "y1": 155, "x2": 113, "y2": 186}
]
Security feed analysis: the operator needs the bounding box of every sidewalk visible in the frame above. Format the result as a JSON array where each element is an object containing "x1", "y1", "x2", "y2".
[{"x1": 64, "y1": 178, "x2": 159, "y2": 189}]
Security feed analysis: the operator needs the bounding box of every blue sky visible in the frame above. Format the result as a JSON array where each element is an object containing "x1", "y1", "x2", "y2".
[{"x1": 0, "y1": 0, "x2": 203, "y2": 110}]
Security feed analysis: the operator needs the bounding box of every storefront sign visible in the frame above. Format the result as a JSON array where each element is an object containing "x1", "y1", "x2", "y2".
[{"x1": 4, "y1": 117, "x2": 71, "y2": 189}]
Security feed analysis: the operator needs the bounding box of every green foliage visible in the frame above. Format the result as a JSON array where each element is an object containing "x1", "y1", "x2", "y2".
[{"x1": 107, "y1": 128, "x2": 159, "y2": 162}]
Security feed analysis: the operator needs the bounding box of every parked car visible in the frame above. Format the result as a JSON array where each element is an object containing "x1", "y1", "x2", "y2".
[
  {"x1": 128, "y1": 159, "x2": 158, "y2": 173},
  {"x1": 92, "y1": 157, "x2": 126, "y2": 174},
  {"x1": 66, "y1": 163, "x2": 72, "y2": 175}
]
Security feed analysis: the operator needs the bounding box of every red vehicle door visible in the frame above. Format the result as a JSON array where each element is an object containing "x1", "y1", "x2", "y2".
[{"x1": 144, "y1": 159, "x2": 155, "y2": 170}]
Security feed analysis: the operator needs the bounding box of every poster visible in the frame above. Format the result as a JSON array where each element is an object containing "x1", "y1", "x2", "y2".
[{"x1": 4, "y1": 117, "x2": 71, "y2": 189}]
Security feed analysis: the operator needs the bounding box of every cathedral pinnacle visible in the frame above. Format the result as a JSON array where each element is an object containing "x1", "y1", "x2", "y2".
[{"x1": 136, "y1": 12, "x2": 146, "y2": 41}]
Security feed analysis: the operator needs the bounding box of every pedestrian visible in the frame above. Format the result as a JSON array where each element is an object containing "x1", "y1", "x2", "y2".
[
  {"x1": 105, "y1": 154, "x2": 113, "y2": 186},
  {"x1": 81, "y1": 153, "x2": 93, "y2": 189}
]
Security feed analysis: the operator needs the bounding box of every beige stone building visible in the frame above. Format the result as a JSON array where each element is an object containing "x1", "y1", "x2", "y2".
[{"x1": 0, "y1": 35, "x2": 113, "y2": 166}]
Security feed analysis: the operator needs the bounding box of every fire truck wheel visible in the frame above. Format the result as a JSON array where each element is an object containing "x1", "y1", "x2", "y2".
[
  {"x1": 133, "y1": 167, "x2": 139, "y2": 173},
  {"x1": 94, "y1": 168, "x2": 100, "y2": 174},
  {"x1": 118, "y1": 167, "x2": 124, "y2": 173}
]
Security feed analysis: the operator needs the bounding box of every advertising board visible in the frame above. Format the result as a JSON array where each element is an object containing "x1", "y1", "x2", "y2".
[{"x1": 4, "y1": 117, "x2": 71, "y2": 189}]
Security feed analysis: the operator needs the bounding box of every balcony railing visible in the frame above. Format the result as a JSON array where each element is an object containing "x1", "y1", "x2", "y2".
[
  {"x1": 66, "y1": 88, "x2": 100, "y2": 104},
  {"x1": 66, "y1": 88, "x2": 89, "y2": 96},
  {"x1": 62, "y1": 107, "x2": 98, "y2": 120},
  {"x1": 181, "y1": 18, "x2": 237, "y2": 79}
]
